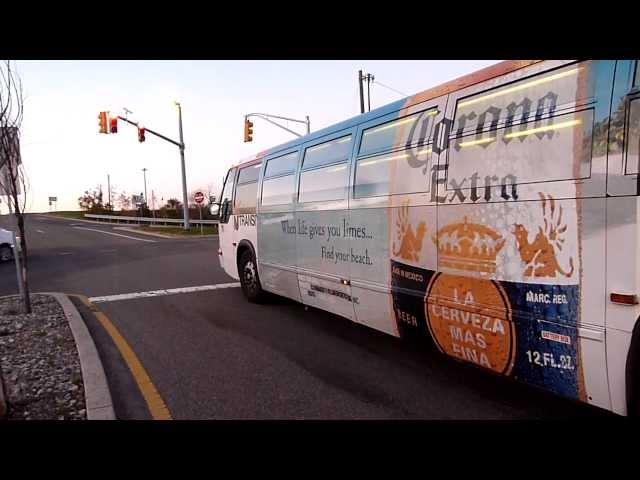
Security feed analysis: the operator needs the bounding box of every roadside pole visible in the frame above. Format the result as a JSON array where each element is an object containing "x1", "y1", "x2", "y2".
[
  {"x1": 199, "y1": 204, "x2": 203, "y2": 235},
  {"x1": 176, "y1": 102, "x2": 189, "y2": 230},
  {"x1": 12, "y1": 231, "x2": 24, "y2": 300},
  {"x1": 358, "y1": 70, "x2": 365, "y2": 114}
]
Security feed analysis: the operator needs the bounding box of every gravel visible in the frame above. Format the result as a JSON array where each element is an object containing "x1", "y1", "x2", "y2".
[{"x1": 0, "y1": 294, "x2": 86, "y2": 420}]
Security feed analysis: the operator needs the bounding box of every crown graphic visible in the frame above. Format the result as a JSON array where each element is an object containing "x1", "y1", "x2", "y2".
[{"x1": 432, "y1": 217, "x2": 505, "y2": 274}]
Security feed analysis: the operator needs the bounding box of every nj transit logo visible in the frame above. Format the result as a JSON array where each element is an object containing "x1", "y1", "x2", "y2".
[{"x1": 233, "y1": 214, "x2": 257, "y2": 231}]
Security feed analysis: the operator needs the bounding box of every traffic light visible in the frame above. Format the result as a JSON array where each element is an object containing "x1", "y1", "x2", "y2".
[
  {"x1": 109, "y1": 116, "x2": 118, "y2": 134},
  {"x1": 244, "y1": 118, "x2": 253, "y2": 142},
  {"x1": 98, "y1": 111, "x2": 108, "y2": 134},
  {"x1": 138, "y1": 127, "x2": 146, "y2": 143}
]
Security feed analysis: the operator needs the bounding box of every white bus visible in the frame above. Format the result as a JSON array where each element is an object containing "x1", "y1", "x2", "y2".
[{"x1": 214, "y1": 60, "x2": 640, "y2": 416}]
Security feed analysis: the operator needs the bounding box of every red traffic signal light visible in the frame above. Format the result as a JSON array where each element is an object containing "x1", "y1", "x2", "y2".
[
  {"x1": 138, "y1": 127, "x2": 146, "y2": 143},
  {"x1": 109, "y1": 116, "x2": 118, "y2": 134},
  {"x1": 98, "y1": 111, "x2": 108, "y2": 134},
  {"x1": 244, "y1": 118, "x2": 253, "y2": 142}
]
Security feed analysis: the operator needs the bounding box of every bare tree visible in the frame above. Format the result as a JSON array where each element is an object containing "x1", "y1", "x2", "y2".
[
  {"x1": 164, "y1": 198, "x2": 182, "y2": 214},
  {"x1": 116, "y1": 191, "x2": 131, "y2": 210},
  {"x1": 0, "y1": 61, "x2": 30, "y2": 313},
  {"x1": 77, "y1": 185, "x2": 104, "y2": 212}
]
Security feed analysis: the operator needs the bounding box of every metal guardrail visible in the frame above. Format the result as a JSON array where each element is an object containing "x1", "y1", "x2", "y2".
[{"x1": 84, "y1": 214, "x2": 219, "y2": 226}]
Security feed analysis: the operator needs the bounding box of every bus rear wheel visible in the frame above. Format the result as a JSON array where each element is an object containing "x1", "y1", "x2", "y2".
[
  {"x1": 239, "y1": 249, "x2": 266, "y2": 303},
  {"x1": 0, "y1": 245, "x2": 13, "y2": 262}
]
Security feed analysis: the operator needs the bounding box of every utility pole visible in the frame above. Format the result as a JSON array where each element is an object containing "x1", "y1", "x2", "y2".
[
  {"x1": 366, "y1": 73, "x2": 374, "y2": 111},
  {"x1": 358, "y1": 70, "x2": 365, "y2": 114},
  {"x1": 176, "y1": 101, "x2": 189, "y2": 229},
  {"x1": 107, "y1": 174, "x2": 111, "y2": 209},
  {"x1": 142, "y1": 168, "x2": 148, "y2": 208}
]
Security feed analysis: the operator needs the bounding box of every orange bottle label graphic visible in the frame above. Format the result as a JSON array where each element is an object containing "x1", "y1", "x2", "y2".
[
  {"x1": 426, "y1": 273, "x2": 515, "y2": 375},
  {"x1": 428, "y1": 218, "x2": 515, "y2": 374}
]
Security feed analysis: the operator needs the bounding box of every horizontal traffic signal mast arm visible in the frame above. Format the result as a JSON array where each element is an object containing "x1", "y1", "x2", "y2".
[
  {"x1": 117, "y1": 116, "x2": 183, "y2": 148},
  {"x1": 245, "y1": 112, "x2": 309, "y2": 125},
  {"x1": 245, "y1": 113, "x2": 311, "y2": 137}
]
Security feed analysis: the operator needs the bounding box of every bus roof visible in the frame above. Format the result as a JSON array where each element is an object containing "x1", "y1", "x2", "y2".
[{"x1": 231, "y1": 60, "x2": 541, "y2": 171}]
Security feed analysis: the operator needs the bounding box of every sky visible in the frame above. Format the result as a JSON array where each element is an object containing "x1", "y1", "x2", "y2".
[{"x1": 5, "y1": 60, "x2": 499, "y2": 213}]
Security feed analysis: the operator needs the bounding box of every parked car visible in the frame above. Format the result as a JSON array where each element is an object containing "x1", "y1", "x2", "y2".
[{"x1": 0, "y1": 228, "x2": 19, "y2": 262}]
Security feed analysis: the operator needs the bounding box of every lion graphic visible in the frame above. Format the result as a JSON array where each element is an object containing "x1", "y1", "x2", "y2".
[
  {"x1": 393, "y1": 203, "x2": 427, "y2": 262},
  {"x1": 513, "y1": 192, "x2": 574, "y2": 278}
]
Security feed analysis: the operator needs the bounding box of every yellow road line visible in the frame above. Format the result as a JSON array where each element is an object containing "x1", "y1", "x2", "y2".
[{"x1": 72, "y1": 294, "x2": 172, "y2": 420}]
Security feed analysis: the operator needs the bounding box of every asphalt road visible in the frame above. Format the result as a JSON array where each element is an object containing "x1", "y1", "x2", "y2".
[{"x1": 0, "y1": 213, "x2": 613, "y2": 419}]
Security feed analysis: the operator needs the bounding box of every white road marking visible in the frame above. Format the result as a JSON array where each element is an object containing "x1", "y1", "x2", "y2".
[
  {"x1": 89, "y1": 282, "x2": 241, "y2": 303},
  {"x1": 73, "y1": 226, "x2": 157, "y2": 243},
  {"x1": 60, "y1": 252, "x2": 73, "y2": 255},
  {"x1": 36, "y1": 229, "x2": 45, "y2": 233}
]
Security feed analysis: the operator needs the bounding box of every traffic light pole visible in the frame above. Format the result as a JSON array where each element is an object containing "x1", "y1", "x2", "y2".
[
  {"x1": 117, "y1": 114, "x2": 190, "y2": 229},
  {"x1": 118, "y1": 116, "x2": 181, "y2": 147},
  {"x1": 245, "y1": 113, "x2": 310, "y2": 138}
]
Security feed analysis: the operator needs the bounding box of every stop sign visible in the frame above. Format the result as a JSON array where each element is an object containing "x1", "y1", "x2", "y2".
[{"x1": 194, "y1": 191, "x2": 205, "y2": 204}]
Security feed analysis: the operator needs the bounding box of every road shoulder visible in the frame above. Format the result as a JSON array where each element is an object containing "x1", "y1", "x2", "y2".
[
  {"x1": 48, "y1": 293, "x2": 116, "y2": 420},
  {"x1": 69, "y1": 296, "x2": 166, "y2": 420}
]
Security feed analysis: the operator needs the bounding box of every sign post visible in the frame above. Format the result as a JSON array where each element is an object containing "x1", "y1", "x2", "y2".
[{"x1": 194, "y1": 191, "x2": 205, "y2": 235}]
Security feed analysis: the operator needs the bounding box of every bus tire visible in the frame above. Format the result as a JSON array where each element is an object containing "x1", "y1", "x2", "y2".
[
  {"x1": 238, "y1": 249, "x2": 266, "y2": 303},
  {"x1": 627, "y1": 317, "x2": 640, "y2": 417},
  {"x1": 0, "y1": 245, "x2": 13, "y2": 262}
]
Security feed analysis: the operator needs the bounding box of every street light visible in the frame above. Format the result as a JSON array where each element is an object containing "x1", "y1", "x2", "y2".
[
  {"x1": 174, "y1": 101, "x2": 189, "y2": 229},
  {"x1": 142, "y1": 168, "x2": 148, "y2": 208}
]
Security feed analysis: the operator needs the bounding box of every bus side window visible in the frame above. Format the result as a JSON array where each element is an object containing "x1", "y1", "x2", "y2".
[
  {"x1": 299, "y1": 135, "x2": 352, "y2": 203},
  {"x1": 448, "y1": 62, "x2": 595, "y2": 189},
  {"x1": 626, "y1": 98, "x2": 640, "y2": 175},
  {"x1": 261, "y1": 151, "x2": 299, "y2": 206},
  {"x1": 235, "y1": 163, "x2": 262, "y2": 214},
  {"x1": 354, "y1": 107, "x2": 438, "y2": 198},
  {"x1": 219, "y1": 168, "x2": 236, "y2": 224}
]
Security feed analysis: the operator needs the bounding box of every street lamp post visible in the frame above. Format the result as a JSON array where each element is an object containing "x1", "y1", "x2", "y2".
[
  {"x1": 142, "y1": 168, "x2": 148, "y2": 208},
  {"x1": 176, "y1": 102, "x2": 189, "y2": 229}
]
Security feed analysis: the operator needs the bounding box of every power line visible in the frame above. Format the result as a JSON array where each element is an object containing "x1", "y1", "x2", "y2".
[{"x1": 372, "y1": 79, "x2": 408, "y2": 98}]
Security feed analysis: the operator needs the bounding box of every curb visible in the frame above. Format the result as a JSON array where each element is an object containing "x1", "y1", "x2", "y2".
[
  {"x1": 41, "y1": 215, "x2": 218, "y2": 238},
  {"x1": 47, "y1": 293, "x2": 116, "y2": 420},
  {"x1": 114, "y1": 226, "x2": 218, "y2": 239},
  {"x1": 39, "y1": 214, "x2": 108, "y2": 225},
  {"x1": 112, "y1": 227, "x2": 174, "y2": 239}
]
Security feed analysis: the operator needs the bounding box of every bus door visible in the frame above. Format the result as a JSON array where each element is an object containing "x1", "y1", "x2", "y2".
[
  {"x1": 232, "y1": 161, "x2": 262, "y2": 263},
  {"x1": 604, "y1": 60, "x2": 640, "y2": 414},
  {"x1": 258, "y1": 149, "x2": 302, "y2": 302},
  {"x1": 218, "y1": 167, "x2": 237, "y2": 278},
  {"x1": 349, "y1": 97, "x2": 447, "y2": 338},
  {"x1": 439, "y1": 60, "x2": 612, "y2": 410},
  {"x1": 295, "y1": 130, "x2": 356, "y2": 321}
]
